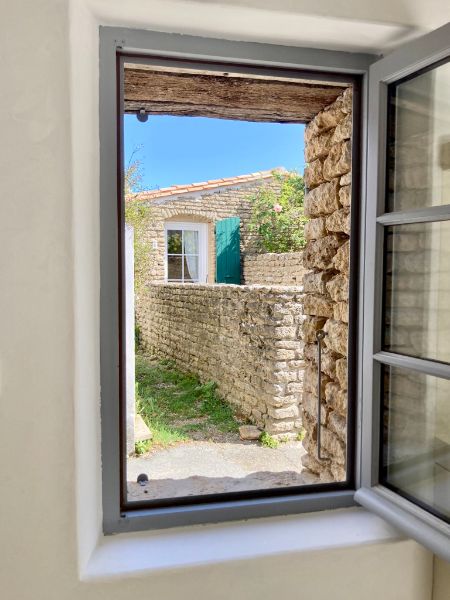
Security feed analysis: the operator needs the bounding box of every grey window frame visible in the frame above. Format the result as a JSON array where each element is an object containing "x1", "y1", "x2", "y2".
[
  {"x1": 100, "y1": 26, "x2": 375, "y2": 534},
  {"x1": 355, "y1": 22, "x2": 450, "y2": 561}
]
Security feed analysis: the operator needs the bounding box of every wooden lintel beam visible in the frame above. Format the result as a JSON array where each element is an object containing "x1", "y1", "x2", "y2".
[{"x1": 124, "y1": 68, "x2": 346, "y2": 123}]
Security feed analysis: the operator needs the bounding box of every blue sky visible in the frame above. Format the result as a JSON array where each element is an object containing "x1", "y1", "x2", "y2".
[{"x1": 124, "y1": 115, "x2": 305, "y2": 191}]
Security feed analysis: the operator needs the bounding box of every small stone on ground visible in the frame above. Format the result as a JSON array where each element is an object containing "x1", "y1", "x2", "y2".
[{"x1": 239, "y1": 425, "x2": 261, "y2": 440}]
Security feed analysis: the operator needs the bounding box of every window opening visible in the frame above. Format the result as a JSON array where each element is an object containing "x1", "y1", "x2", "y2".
[{"x1": 120, "y1": 57, "x2": 358, "y2": 509}]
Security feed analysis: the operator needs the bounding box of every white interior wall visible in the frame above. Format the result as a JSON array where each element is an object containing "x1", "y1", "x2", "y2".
[{"x1": 0, "y1": 1, "x2": 448, "y2": 598}]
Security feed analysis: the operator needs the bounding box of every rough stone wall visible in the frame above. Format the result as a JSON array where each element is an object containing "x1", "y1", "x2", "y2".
[
  {"x1": 300, "y1": 87, "x2": 352, "y2": 482},
  {"x1": 242, "y1": 252, "x2": 306, "y2": 286},
  {"x1": 136, "y1": 179, "x2": 281, "y2": 283},
  {"x1": 137, "y1": 282, "x2": 305, "y2": 439}
]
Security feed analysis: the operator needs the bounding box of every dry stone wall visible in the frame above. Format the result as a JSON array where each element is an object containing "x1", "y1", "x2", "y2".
[
  {"x1": 242, "y1": 252, "x2": 306, "y2": 286},
  {"x1": 301, "y1": 87, "x2": 352, "y2": 482},
  {"x1": 137, "y1": 282, "x2": 305, "y2": 439}
]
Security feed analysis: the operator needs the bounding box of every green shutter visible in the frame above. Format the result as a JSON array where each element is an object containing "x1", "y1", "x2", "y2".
[{"x1": 215, "y1": 217, "x2": 241, "y2": 284}]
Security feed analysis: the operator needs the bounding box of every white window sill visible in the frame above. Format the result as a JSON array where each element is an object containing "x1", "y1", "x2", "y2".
[{"x1": 81, "y1": 507, "x2": 403, "y2": 582}]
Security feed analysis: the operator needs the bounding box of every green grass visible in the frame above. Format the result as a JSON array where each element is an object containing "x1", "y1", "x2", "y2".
[
  {"x1": 259, "y1": 431, "x2": 280, "y2": 449},
  {"x1": 135, "y1": 355, "x2": 241, "y2": 452}
]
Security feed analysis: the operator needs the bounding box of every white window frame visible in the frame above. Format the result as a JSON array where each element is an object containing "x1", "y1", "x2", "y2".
[
  {"x1": 164, "y1": 222, "x2": 208, "y2": 283},
  {"x1": 99, "y1": 24, "x2": 450, "y2": 559}
]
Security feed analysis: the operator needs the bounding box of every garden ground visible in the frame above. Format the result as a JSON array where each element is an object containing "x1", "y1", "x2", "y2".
[{"x1": 127, "y1": 356, "x2": 316, "y2": 500}]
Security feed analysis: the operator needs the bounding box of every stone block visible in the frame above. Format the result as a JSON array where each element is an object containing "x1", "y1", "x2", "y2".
[
  {"x1": 321, "y1": 428, "x2": 346, "y2": 464},
  {"x1": 302, "y1": 453, "x2": 324, "y2": 476},
  {"x1": 339, "y1": 184, "x2": 351, "y2": 207},
  {"x1": 324, "y1": 319, "x2": 348, "y2": 356},
  {"x1": 303, "y1": 270, "x2": 333, "y2": 295},
  {"x1": 302, "y1": 316, "x2": 327, "y2": 343},
  {"x1": 328, "y1": 411, "x2": 347, "y2": 441},
  {"x1": 304, "y1": 179, "x2": 340, "y2": 217},
  {"x1": 304, "y1": 158, "x2": 324, "y2": 189},
  {"x1": 305, "y1": 129, "x2": 334, "y2": 162},
  {"x1": 341, "y1": 87, "x2": 353, "y2": 114},
  {"x1": 304, "y1": 217, "x2": 327, "y2": 240},
  {"x1": 331, "y1": 113, "x2": 352, "y2": 144},
  {"x1": 268, "y1": 404, "x2": 300, "y2": 419},
  {"x1": 323, "y1": 140, "x2": 352, "y2": 181},
  {"x1": 303, "y1": 235, "x2": 342, "y2": 270},
  {"x1": 326, "y1": 208, "x2": 351, "y2": 235},
  {"x1": 239, "y1": 425, "x2": 261, "y2": 440},
  {"x1": 265, "y1": 418, "x2": 297, "y2": 434},
  {"x1": 303, "y1": 294, "x2": 334, "y2": 318},
  {"x1": 333, "y1": 301, "x2": 349, "y2": 324},
  {"x1": 340, "y1": 172, "x2": 351, "y2": 186},
  {"x1": 302, "y1": 391, "x2": 327, "y2": 424},
  {"x1": 330, "y1": 463, "x2": 346, "y2": 481},
  {"x1": 325, "y1": 382, "x2": 347, "y2": 415},
  {"x1": 335, "y1": 358, "x2": 348, "y2": 390},
  {"x1": 305, "y1": 98, "x2": 346, "y2": 141},
  {"x1": 304, "y1": 365, "x2": 330, "y2": 397},
  {"x1": 326, "y1": 273, "x2": 349, "y2": 303},
  {"x1": 333, "y1": 239, "x2": 350, "y2": 274}
]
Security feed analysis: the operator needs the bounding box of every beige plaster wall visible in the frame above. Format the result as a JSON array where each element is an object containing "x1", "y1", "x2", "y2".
[{"x1": 0, "y1": 1, "x2": 441, "y2": 599}]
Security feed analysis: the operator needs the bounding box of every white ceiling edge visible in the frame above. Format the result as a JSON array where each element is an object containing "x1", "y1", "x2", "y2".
[{"x1": 87, "y1": 0, "x2": 448, "y2": 54}]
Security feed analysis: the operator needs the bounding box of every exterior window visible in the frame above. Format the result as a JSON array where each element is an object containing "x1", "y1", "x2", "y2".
[
  {"x1": 99, "y1": 25, "x2": 450, "y2": 557},
  {"x1": 165, "y1": 223, "x2": 207, "y2": 283}
]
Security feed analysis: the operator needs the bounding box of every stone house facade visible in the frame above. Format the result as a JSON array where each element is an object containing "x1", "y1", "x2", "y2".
[{"x1": 130, "y1": 170, "x2": 283, "y2": 284}]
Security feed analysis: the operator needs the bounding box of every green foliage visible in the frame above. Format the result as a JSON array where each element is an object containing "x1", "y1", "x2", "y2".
[
  {"x1": 124, "y1": 151, "x2": 154, "y2": 294},
  {"x1": 248, "y1": 171, "x2": 308, "y2": 253},
  {"x1": 134, "y1": 324, "x2": 141, "y2": 353},
  {"x1": 259, "y1": 431, "x2": 280, "y2": 449},
  {"x1": 135, "y1": 354, "x2": 241, "y2": 451},
  {"x1": 297, "y1": 427, "x2": 306, "y2": 442},
  {"x1": 135, "y1": 439, "x2": 152, "y2": 455}
]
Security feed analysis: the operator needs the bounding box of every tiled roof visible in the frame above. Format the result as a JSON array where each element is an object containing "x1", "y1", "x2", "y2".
[{"x1": 130, "y1": 168, "x2": 284, "y2": 202}]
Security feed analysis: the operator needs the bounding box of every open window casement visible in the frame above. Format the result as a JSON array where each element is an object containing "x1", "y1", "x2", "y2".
[{"x1": 356, "y1": 22, "x2": 450, "y2": 560}]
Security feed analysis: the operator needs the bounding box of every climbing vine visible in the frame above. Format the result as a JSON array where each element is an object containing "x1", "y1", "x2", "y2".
[
  {"x1": 248, "y1": 171, "x2": 308, "y2": 253},
  {"x1": 124, "y1": 154, "x2": 153, "y2": 293}
]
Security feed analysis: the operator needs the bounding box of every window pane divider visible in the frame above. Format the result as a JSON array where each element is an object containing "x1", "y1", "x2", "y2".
[
  {"x1": 374, "y1": 351, "x2": 450, "y2": 379},
  {"x1": 376, "y1": 204, "x2": 450, "y2": 226}
]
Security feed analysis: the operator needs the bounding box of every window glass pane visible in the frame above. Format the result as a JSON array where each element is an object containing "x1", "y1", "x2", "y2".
[
  {"x1": 387, "y1": 59, "x2": 450, "y2": 212},
  {"x1": 184, "y1": 255, "x2": 198, "y2": 281},
  {"x1": 381, "y1": 365, "x2": 450, "y2": 522},
  {"x1": 167, "y1": 255, "x2": 182, "y2": 280},
  {"x1": 167, "y1": 230, "x2": 182, "y2": 253},
  {"x1": 384, "y1": 221, "x2": 450, "y2": 363},
  {"x1": 123, "y1": 59, "x2": 354, "y2": 509},
  {"x1": 184, "y1": 229, "x2": 199, "y2": 254}
]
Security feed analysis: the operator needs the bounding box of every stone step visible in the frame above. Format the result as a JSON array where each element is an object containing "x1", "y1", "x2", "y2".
[{"x1": 135, "y1": 414, "x2": 152, "y2": 442}]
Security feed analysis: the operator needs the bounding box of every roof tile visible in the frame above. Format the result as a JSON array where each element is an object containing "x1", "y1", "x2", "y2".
[{"x1": 129, "y1": 168, "x2": 285, "y2": 202}]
